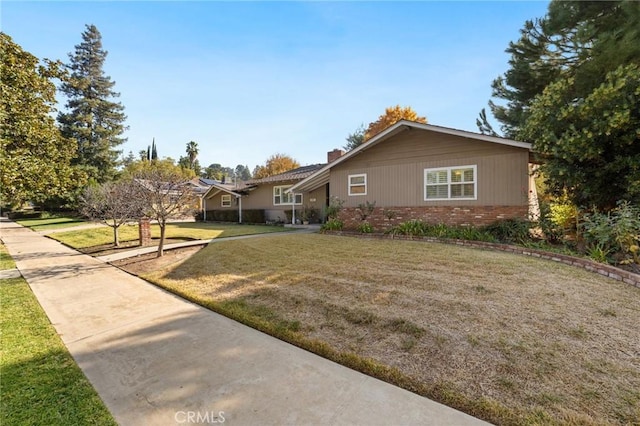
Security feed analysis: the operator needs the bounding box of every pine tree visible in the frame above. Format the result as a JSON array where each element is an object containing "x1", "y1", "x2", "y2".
[{"x1": 58, "y1": 24, "x2": 127, "y2": 183}]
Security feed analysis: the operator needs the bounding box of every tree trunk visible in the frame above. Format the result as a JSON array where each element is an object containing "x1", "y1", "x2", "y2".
[
  {"x1": 157, "y1": 221, "x2": 166, "y2": 257},
  {"x1": 114, "y1": 225, "x2": 119, "y2": 247}
]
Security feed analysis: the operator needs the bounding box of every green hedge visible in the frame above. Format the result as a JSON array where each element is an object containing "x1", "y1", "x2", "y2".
[
  {"x1": 242, "y1": 209, "x2": 266, "y2": 224},
  {"x1": 205, "y1": 209, "x2": 265, "y2": 224},
  {"x1": 7, "y1": 211, "x2": 42, "y2": 219}
]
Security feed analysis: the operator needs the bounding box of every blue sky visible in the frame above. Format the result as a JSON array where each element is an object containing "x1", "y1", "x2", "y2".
[{"x1": 3, "y1": 1, "x2": 549, "y2": 171}]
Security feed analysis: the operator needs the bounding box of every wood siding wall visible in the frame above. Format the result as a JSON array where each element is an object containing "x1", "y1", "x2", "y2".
[
  {"x1": 205, "y1": 181, "x2": 326, "y2": 222},
  {"x1": 330, "y1": 129, "x2": 530, "y2": 208}
]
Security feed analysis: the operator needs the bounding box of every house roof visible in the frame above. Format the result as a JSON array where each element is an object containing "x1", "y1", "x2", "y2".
[
  {"x1": 202, "y1": 181, "x2": 245, "y2": 199},
  {"x1": 289, "y1": 120, "x2": 533, "y2": 193},
  {"x1": 246, "y1": 163, "x2": 325, "y2": 185}
]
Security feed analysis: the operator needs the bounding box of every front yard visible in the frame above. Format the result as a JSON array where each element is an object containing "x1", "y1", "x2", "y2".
[
  {"x1": 49, "y1": 222, "x2": 288, "y2": 252},
  {"x1": 123, "y1": 233, "x2": 640, "y2": 425}
]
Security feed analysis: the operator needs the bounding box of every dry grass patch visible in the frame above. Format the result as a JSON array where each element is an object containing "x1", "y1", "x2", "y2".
[{"x1": 133, "y1": 233, "x2": 640, "y2": 425}]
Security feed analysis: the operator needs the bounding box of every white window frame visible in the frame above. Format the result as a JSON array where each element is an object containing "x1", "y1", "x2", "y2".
[
  {"x1": 221, "y1": 194, "x2": 232, "y2": 207},
  {"x1": 348, "y1": 173, "x2": 367, "y2": 196},
  {"x1": 273, "y1": 185, "x2": 302, "y2": 206},
  {"x1": 424, "y1": 165, "x2": 477, "y2": 201}
]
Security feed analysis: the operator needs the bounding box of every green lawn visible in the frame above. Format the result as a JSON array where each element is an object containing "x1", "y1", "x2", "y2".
[
  {"x1": 50, "y1": 222, "x2": 288, "y2": 249},
  {"x1": 0, "y1": 277, "x2": 116, "y2": 425},
  {"x1": 0, "y1": 243, "x2": 16, "y2": 270},
  {"x1": 16, "y1": 216, "x2": 89, "y2": 231}
]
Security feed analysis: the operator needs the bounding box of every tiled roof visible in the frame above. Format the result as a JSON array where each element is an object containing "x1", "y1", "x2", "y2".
[{"x1": 246, "y1": 164, "x2": 325, "y2": 184}]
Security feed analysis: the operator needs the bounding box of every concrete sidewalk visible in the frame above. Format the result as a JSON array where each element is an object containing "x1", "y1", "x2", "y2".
[{"x1": 0, "y1": 218, "x2": 489, "y2": 426}]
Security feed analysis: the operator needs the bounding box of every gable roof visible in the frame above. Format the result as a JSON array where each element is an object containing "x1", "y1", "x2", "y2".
[
  {"x1": 246, "y1": 163, "x2": 325, "y2": 185},
  {"x1": 289, "y1": 120, "x2": 533, "y2": 193},
  {"x1": 202, "y1": 181, "x2": 245, "y2": 199}
]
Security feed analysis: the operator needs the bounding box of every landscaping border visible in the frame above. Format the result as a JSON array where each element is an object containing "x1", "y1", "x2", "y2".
[{"x1": 323, "y1": 231, "x2": 640, "y2": 288}]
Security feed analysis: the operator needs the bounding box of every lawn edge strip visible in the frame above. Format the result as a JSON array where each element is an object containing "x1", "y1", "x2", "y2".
[
  {"x1": 140, "y1": 275, "x2": 528, "y2": 426},
  {"x1": 0, "y1": 277, "x2": 117, "y2": 425}
]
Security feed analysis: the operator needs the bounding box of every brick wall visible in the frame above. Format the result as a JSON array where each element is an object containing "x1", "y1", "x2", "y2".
[
  {"x1": 339, "y1": 205, "x2": 528, "y2": 230},
  {"x1": 139, "y1": 218, "x2": 152, "y2": 246}
]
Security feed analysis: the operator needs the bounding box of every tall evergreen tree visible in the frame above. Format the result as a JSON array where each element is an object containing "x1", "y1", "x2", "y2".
[
  {"x1": 58, "y1": 24, "x2": 127, "y2": 183},
  {"x1": 481, "y1": 1, "x2": 640, "y2": 139},
  {"x1": 483, "y1": 0, "x2": 640, "y2": 209},
  {"x1": 343, "y1": 124, "x2": 366, "y2": 151},
  {"x1": 151, "y1": 138, "x2": 158, "y2": 160}
]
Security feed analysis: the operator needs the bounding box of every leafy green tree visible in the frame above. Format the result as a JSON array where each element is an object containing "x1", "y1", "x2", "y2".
[
  {"x1": 121, "y1": 151, "x2": 136, "y2": 168},
  {"x1": 343, "y1": 124, "x2": 366, "y2": 151},
  {"x1": 202, "y1": 163, "x2": 233, "y2": 181},
  {"x1": 522, "y1": 64, "x2": 640, "y2": 210},
  {"x1": 122, "y1": 158, "x2": 195, "y2": 180},
  {"x1": 234, "y1": 164, "x2": 252, "y2": 181},
  {"x1": 58, "y1": 24, "x2": 127, "y2": 183},
  {"x1": 0, "y1": 33, "x2": 86, "y2": 207}
]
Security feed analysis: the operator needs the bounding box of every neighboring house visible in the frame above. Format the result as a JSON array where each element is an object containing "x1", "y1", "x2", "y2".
[
  {"x1": 202, "y1": 164, "x2": 326, "y2": 223},
  {"x1": 289, "y1": 120, "x2": 535, "y2": 229},
  {"x1": 188, "y1": 177, "x2": 216, "y2": 213}
]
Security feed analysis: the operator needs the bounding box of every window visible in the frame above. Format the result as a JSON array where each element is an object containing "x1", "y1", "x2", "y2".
[
  {"x1": 348, "y1": 174, "x2": 367, "y2": 196},
  {"x1": 273, "y1": 185, "x2": 302, "y2": 205},
  {"x1": 221, "y1": 194, "x2": 231, "y2": 207},
  {"x1": 424, "y1": 165, "x2": 476, "y2": 200}
]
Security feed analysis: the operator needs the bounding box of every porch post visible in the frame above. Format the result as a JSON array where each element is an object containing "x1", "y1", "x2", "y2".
[
  {"x1": 238, "y1": 196, "x2": 242, "y2": 224},
  {"x1": 292, "y1": 203, "x2": 296, "y2": 225},
  {"x1": 203, "y1": 197, "x2": 207, "y2": 221}
]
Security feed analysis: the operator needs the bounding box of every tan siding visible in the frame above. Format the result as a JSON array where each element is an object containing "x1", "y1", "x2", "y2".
[
  {"x1": 204, "y1": 192, "x2": 235, "y2": 210},
  {"x1": 331, "y1": 129, "x2": 529, "y2": 208},
  {"x1": 241, "y1": 181, "x2": 326, "y2": 222}
]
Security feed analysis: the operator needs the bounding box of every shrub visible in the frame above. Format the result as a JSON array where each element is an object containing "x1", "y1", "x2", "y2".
[
  {"x1": 482, "y1": 219, "x2": 533, "y2": 244},
  {"x1": 536, "y1": 200, "x2": 564, "y2": 243},
  {"x1": 7, "y1": 211, "x2": 42, "y2": 220},
  {"x1": 242, "y1": 209, "x2": 266, "y2": 224},
  {"x1": 325, "y1": 197, "x2": 344, "y2": 220},
  {"x1": 356, "y1": 201, "x2": 376, "y2": 221},
  {"x1": 389, "y1": 220, "x2": 496, "y2": 242},
  {"x1": 357, "y1": 221, "x2": 373, "y2": 233},
  {"x1": 205, "y1": 210, "x2": 239, "y2": 222},
  {"x1": 389, "y1": 219, "x2": 427, "y2": 236},
  {"x1": 581, "y1": 201, "x2": 640, "y2": 265},
  {"x1": 321, "y1": 218, "x2": 344, "y2": 231},
  {"x1": 549, "y1": 201, "x2": 577, "y2": 231}
]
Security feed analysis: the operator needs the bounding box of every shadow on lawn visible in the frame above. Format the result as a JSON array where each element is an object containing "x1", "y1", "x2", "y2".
[{"x1": 1, "y1": 348, "x2": 116, "y2": 426}]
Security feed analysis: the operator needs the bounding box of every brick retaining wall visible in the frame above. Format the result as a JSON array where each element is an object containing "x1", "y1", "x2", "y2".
[
  {"x1": 324, "y1": 231, "x2": 640, "y2": 289},
  {"x1": 339, "y1": 205, "x2": 529, "y2": 230}
]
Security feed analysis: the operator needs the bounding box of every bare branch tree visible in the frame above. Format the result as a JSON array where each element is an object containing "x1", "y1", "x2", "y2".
[
  {"x1": 134, "y1": 168, "x2": 196, "y2": 257},
  {"x1": 79, "y1": 180, "x2": 145, "y2": 246}
]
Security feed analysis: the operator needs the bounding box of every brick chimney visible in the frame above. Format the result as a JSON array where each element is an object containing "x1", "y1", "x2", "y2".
[{"x1": 327, "y1": 149, "x2": 345, "y2": 163}]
